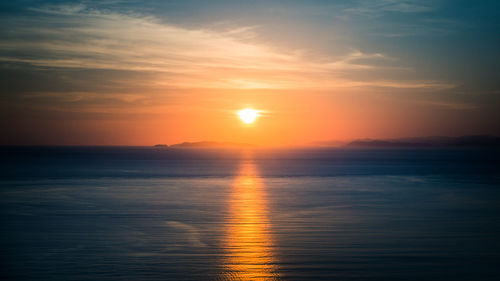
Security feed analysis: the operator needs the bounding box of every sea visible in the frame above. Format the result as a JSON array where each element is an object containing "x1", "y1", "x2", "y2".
[{"x1": 1, "y1": 146, "x2": 499, "y2": 280}]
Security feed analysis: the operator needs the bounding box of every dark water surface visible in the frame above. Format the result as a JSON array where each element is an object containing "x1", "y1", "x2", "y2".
[{"x1": 1, "y1": 147, "x2": 500, "y2": 280}]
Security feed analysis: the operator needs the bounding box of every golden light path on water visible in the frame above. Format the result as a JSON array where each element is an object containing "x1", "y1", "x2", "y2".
[{"x1": 221, "y1": 157, "x2": 280, "y2": 280}]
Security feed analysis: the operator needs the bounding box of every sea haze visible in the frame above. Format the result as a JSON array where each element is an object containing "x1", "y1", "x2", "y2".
[{"x1": 1, "y1": 147, "x2": 500, "y2": 280}]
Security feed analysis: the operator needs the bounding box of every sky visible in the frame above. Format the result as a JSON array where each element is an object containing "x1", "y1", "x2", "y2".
[{"x1": 1, "y1": 0, "x2": 499, "y2": 146}]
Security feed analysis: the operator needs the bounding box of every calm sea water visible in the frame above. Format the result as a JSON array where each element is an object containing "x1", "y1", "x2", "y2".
[{"x1": 1, "y1": 147, "x2": 500, "y2": 280}]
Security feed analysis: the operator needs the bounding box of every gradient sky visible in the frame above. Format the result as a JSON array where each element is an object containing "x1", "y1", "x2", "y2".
[{"x1": 1, "y1": 0, "x2": 499, "y2": 146}]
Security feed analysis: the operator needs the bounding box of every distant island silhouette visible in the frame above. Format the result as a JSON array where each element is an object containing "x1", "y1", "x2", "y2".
[
  {"x1": 154, "y1": 144, "x2": 168, "y2": 147},
  {"x1": 345, "y1": 135, "x2": 500, "y2": 148},
  {"x1": 154, "y1": 135, "x2": 500, "y2": 149},
  {"x1": 159, "y1": 141, "x2": 253, "y2": 148}
]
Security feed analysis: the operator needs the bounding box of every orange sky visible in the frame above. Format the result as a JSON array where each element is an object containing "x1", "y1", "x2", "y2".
[
  {"x1": 1, "y1": 1, "x2": 499, "y2": 145},
  {"x1": 4, "y1": 88, "x2": 489, "y2": 146}
]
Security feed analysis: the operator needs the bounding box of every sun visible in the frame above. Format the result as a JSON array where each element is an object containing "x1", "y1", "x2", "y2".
[{"x1": 237, "y1": 108, "x2": 260, "y2": 124}]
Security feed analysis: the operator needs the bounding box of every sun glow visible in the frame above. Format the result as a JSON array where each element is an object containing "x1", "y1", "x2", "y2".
[{"x1": 237, "y1": 109, "x2": 260, "y2": 124}]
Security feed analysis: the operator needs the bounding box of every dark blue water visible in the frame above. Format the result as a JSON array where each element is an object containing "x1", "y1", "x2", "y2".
[{"x1": 1, "y1": 147, "x2": 500, "y2": 280}]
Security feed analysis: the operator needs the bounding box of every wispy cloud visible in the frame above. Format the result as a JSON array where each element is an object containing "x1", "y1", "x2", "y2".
[
  {"x1": 411, "y1": 100, "x2": 477, "y2": 110},
  {"x1": 24, "y1": 92, "x2": 145, "y2": 103},
  {"x1": 344, "y1": 0, "x2": 434, "y2": 16},
  {"x1": 0, "y1": 3, "x2": 453, "y2": 92}
]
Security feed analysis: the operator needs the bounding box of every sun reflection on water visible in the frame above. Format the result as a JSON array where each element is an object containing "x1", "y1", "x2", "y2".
[{"x1": 221, "y1": 160, "x2": 280, "y2": 280}]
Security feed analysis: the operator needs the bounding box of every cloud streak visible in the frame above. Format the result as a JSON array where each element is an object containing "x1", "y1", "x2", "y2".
[
  {"x1": 0, "y1": 3, "x2": 453, "y2": 91},
  {"x1": 344, "y1": 0, "x2": 434, "y2": 16}
]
